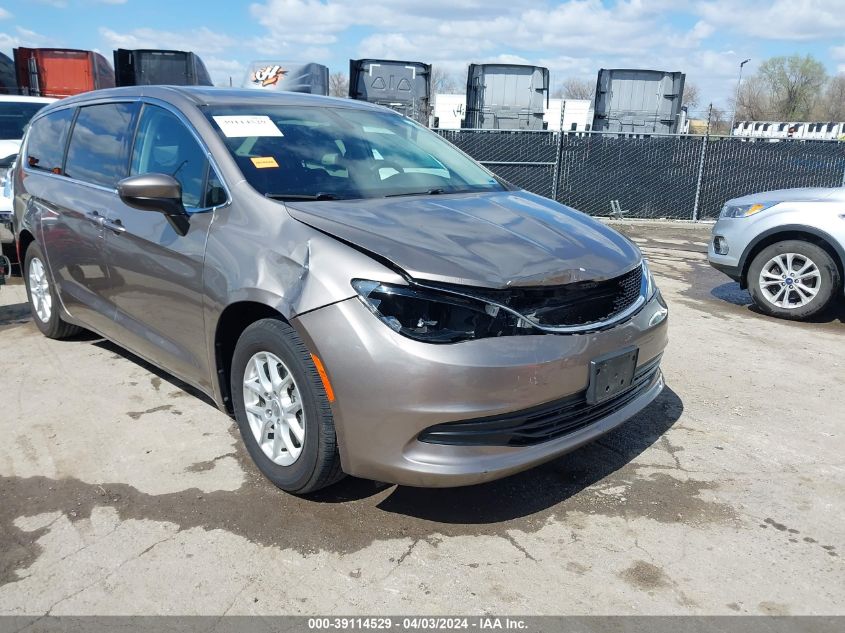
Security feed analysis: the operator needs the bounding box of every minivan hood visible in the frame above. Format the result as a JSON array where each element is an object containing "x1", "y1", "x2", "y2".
[
  {"x1": 728, "y1": 186, "x2": 845, "y2": 205},
  {"x1": 284, "y1": 191, "x2": 641, "y2": 288}
]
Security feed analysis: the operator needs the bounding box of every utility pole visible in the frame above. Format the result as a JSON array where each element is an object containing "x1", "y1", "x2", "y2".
[{"x1": 728, "y1": 58, "x2": 751, "y2": 137}]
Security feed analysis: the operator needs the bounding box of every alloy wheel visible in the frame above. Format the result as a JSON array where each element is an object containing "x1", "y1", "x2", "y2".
[
  {"x1": 28, "y1": 257, "x2": 52, "y2": 323},
  {"x1": 242, "y1": 351, "x2": 306, "y2": 466},
  {"x1": 758, "y1": 252, "x2": 821, "y2": 309}
]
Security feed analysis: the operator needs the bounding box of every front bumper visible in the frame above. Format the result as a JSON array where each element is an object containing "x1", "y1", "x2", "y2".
[
  {"x1": 294, "y1": 291, "x2": 669, "y2": 487},
  {"x1": 708, "y1": 217, "x2": 751, "y2": 284}
]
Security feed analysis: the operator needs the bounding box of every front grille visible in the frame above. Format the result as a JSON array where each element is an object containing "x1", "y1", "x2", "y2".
[
  {"x1": 418, "y1": 354, "x2": 662, "y2": 447},
  {"x1": 429, "y1": 265, "x2": 643, "y2": 328}
]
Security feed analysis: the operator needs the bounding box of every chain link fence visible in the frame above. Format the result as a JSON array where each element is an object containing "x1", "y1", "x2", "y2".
[{"x1": 437, "y1": 129, "x2": 845, "y2": 221}]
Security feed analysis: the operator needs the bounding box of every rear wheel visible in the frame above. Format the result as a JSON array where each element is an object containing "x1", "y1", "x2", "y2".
[
  {"x1": 747, "y1": 240, "x2": 839, "y2": 320},
  {"x1": 230, "y1": 318, "x2": 344, "y2": 494},
  {"x1": 24, "y1": 242, "x2": 82, "y2": 339}
]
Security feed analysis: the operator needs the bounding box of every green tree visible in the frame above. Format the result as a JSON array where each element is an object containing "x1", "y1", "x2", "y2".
[{"x1": 758, "y1": 54, "x2": 827, "y2": 119}]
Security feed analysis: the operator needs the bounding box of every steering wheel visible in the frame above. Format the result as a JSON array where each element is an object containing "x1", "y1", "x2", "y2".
[{"x1": 368, "y1": 160, "x2": 406, "y2": 181}]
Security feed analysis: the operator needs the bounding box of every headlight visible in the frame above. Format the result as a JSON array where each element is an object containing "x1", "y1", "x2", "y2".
[
  {"x1": 351, "y1": 279, "x2": 530, "y2": 344},
  {"x1": 720, "y1": 201, "x2": 777, "y2": 218},
  {"x1": 641, "y1": 259, "x2": 657, "y2": 300}
]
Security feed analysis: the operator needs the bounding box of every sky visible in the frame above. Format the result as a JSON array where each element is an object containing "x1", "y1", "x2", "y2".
[{"x1": 1, "y1": 0, "x2": 843, "y2": 115}]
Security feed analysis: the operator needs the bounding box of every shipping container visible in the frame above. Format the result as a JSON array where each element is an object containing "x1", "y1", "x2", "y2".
[
  {"x1": 592, "y1": 68, "x2": 685, "y2": 134},
  {"x1": 0, "y1": 53, "x2": 17, "y2": 95},
  {"x1": 463, "y1": 64, "x2": 550, "y2": 130},
  {"x1": 242, "y1": 61, "x2": 328, "y2": 95},
  {"x1": 349, "y1": 59, "x2": 431, "y2": 125},
  {"x1": 114, "y1": 49, "x2": 213, "y2": 87},
  {"x1": 13, "y1": 48, "x2": 115, "y2": 98}
]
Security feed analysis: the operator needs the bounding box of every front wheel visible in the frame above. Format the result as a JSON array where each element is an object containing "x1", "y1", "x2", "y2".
[
  {"x1": 747, "y1": 240, "x2": 840, "y2": 320},
  {"x1": 24, "y1": 242, "x2": 82, "y2": 339},
  {"x1": 230, "y1": 318, "x2": 344, "y2": 494}
]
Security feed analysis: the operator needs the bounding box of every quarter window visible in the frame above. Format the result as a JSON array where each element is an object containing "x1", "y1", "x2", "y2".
[
  {"x1": 65, "y1": 102, "x2": 138, "y2": 188},
  {"x1": 130, "y1": 105, "x2": 209, "y2": 209},
  {"x1": 25, "y1": 108, "x2": 75, "y2": 174}
]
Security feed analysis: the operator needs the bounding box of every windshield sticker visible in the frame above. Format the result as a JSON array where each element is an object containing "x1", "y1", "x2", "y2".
[
  {"x1": 250, "y1": 156, "x2": 279, "y2": 169},
  {"x1": 213, "y1": 115, "x2": 284, "y2": 138}
]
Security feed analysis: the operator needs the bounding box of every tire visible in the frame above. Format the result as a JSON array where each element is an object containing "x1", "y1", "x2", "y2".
[
  {"x1": 230, "y1": 318, "x2": 344, "y2": 494},
  {"x1": 23, "y1": 242, "x2": 82, "y2": 339},
  {"x1": 747, "y1": 239, "x2": 840, "y2": 320}
]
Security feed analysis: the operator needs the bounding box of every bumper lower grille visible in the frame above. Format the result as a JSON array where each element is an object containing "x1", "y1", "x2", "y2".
[{"x1": 418, "y1": 354, "x2": 662, "y2": 447}]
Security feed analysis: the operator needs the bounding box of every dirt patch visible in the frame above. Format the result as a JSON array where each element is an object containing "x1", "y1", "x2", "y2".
[{"x1": 620, "y1": 560, "x2": 671, "y2": 590}]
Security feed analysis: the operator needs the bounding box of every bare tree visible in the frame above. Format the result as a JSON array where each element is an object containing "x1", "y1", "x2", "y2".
[
  {"x1": 758, "y1": 54, "x2": 826, "y2": 119},
  {"x1": 709, "y1": 106, "x2": 730, "y2": 135},
  {"x1": 683, "y1": 81, "x2": 700, "y2": 109},
  {"x1": 554, "y1": 77, "x2": 595, "y2": 101},
  {"x1": 329, "y1": 72, "x2": 348, "y2": 98},
  {"x1": 814, "y1": 74, "x2": 845, "y2": 120},
  {"x1": 733, "y1": 75, "x2": 771, "y2": 121},
  {"x1": 431, "y1": 67, "x2": 459, "y2": 94}
]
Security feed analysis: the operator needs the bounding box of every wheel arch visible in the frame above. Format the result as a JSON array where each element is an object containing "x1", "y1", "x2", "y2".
[
  {"x1": 16, "y1": 229, "x2": 35, "y2": 265},
  {"x1": 738, "y1": 225, "x2": 845, "y2": 292},
  {"x1": 213, "y1": 300, "x2": 290, "y2": 415}
]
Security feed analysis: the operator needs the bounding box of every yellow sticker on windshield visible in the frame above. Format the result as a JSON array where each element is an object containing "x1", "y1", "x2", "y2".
[{"x1": 251, "y1": 156, "x2": 279, "y2": 169}]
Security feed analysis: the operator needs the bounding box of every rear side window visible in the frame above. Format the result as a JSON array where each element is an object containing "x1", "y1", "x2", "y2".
[
  {"x1": 65, "y1": 102, "x2": 138, "y2": 188},
  {"x1": 130, "y1": 105, "x2": 209, "y2": 208},
  {"x1": 25, "y1": 108, "x2": 75, "y2": 174}
]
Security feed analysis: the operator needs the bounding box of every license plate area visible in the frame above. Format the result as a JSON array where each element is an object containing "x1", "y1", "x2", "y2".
[{"x1": 586, "y1": 347, "x2": 639, "y2": 405}]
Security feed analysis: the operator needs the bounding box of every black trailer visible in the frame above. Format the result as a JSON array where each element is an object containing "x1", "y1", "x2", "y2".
[
  {"x1": 0, "y1": 53, "x2": 17, "y2": 94},
  {"x1": 348, "y1": 59, "x2": 431, "y2": 126},
  {"x1": 113, "y1": 49, "x2": 213, "y2": 87}
]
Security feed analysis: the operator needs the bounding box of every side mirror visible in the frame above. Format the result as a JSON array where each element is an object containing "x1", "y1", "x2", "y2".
[{"x1": 117, "y1": 173, "x2": 190, "y2": 235}]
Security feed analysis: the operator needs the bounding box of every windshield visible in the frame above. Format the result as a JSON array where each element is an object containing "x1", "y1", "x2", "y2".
[
  {"x1": 0, "y1": 102, "x2": 49, "y2": 141},
  {"x1": 203, "y1": 105, "x2": 504, "y2": 200}
]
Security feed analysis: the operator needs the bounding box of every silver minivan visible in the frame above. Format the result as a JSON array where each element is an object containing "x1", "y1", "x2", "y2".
[{"x1": 15, "y1": 87, "x2": 668, "y2": 493}]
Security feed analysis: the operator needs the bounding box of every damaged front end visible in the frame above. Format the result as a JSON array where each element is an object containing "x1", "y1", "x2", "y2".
[{"x1": 352, "y1": 259, "x2": 658, "y2": 343}]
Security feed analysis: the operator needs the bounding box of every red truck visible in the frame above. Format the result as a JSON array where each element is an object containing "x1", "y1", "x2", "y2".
[{"x1": 13, "y1": 48, "x2": 115, "y2": 98}]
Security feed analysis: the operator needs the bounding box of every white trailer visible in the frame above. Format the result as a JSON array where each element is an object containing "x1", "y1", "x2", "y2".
[
  {"x1": 433, "y1": 93, "x2": 466, "y2": 128},
  {"x1": 544, "y1": 98, "x2": 593, "y2": 132}
]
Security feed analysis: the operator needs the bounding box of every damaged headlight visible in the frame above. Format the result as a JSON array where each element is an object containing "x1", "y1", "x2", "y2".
[{"x1": 351, "y1": 279, "x2": 531, "y2": 343}]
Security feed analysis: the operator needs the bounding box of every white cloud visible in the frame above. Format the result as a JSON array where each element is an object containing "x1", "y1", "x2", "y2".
[
  {"x1": 0, "y1": 8, "x2": 12, "y2": 20},
  {"x1": 0, "y1": 26, "x2": 54, "y2": 52},
  {"x1": 99, "y1": 26, "x2": 236, "y2": 55},
  {"x1": 696, "y1": 0, "x2": 845, "y2": 40},
  {"x1": 201, "y1": 56, "x2": 247, "y2": 86},
  {"x1": 831, "y1": 45, "x2": 845, "y2": 75}
]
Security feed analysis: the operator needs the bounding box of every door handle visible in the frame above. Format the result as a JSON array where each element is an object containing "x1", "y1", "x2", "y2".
[
  {"x1": 86, "y1": 210, "x2": 105, "y2": 226},
  {"x1": 103, "y1": 218, "x2": 126, "y2": 234}
]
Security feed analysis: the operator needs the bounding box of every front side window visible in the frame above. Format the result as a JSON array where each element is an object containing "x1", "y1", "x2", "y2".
[
  {"x1": 65, "y1": 102, "x2": 138, "y2": 188},
  {"x1": 25, "y1": 107, "x2": 75, "y2": 174},
  {"x1": 130, "y1": 105, "x2": 209, "y2": 209},
  {"x1": 203, "y1": 105, "x2": 503, "y2": 200}
]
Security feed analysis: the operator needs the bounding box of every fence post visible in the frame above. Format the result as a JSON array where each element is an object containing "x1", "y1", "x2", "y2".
[
  {"x1": 551, "y1": 100, "x2": 566, "y2": 201},
  {"x1": 691, "y1": 104, "x2": 712, "y2": 221}
]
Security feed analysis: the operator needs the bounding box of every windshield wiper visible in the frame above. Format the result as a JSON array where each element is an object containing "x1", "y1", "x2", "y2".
[
  {"x1": 265, "y1": 192, "x2": 341, "y2": 201},
  {"x1": 385, "y1": 188, "x2": 447, "y2": 198}
]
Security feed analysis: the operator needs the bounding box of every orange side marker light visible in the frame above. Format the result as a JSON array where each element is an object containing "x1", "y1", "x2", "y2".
[{"x1": 311, "y1": 353, "x2": 335, "y2": 403}]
